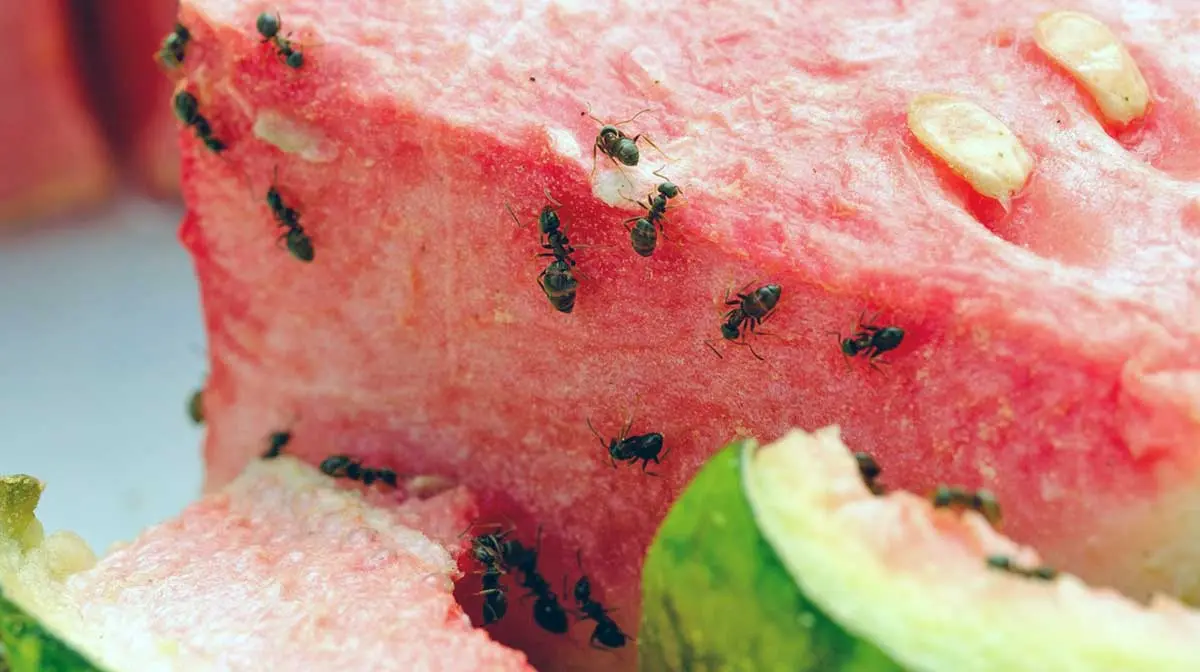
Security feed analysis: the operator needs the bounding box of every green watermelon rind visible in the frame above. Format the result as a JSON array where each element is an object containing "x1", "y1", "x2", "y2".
[
  {"x1": 638, "y1": 439, "x2": 905, "y2": 672},
  {"x1": 0, "y1": 476, "x2": 107, "y2": 672},
  {"x1": 0, "y1": 590, "x2": 107, "y2": 672}
]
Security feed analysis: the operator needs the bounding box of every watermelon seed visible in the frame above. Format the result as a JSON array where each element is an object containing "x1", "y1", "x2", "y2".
[
  {"x1": 704, "y1": 281, "x2": 782, "y2": 361},
  {"x1": 570, "y1": 550, "x2": 630, "y2": 650},
  {"x1": 585, "y1": 414, "x2": 668, "y2": 475},
  {"x1": 155, "y1": 23, "x2": 190, "y2": 71}
]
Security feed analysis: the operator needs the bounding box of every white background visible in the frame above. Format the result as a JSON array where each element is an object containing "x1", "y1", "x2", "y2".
[{"x1": 0, "y1": 195, "x2": 205, "y2": 554}]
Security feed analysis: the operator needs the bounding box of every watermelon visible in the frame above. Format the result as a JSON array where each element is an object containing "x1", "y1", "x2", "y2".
[
  {"x1": 174, "y1": 0, "x2": 1200, "y2": 668},
  {"x1": 641, "y1": 428, "x2": 1200, "y2": 671},
  {"x1": 71, "y1": 0, "x2": 182, "y2": 197},
  {"x1": 0, "y1": 459, "x2": 531, "y2": 671},
  {"x1": 0, "y1": 1, "x2": 114, "y2": 223}
]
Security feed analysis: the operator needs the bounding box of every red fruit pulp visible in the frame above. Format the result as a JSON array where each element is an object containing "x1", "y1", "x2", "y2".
[
  {"x1": 60, "y1": 457, "x2": 532, "y2": 671},
  {"x1": 177, "y1": 0, "x2": 1200, "y2": 668},
  {"x1": 0, "y1": 0, "x2": 113, "y2": 223}
]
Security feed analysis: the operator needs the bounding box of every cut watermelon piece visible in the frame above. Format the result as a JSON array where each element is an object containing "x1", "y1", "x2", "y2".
[
  {"x1": 642, "y1": 429, "x2": 1200, "y2": 671},
  {"x1": 0, "y1": 1, "x2": 114, "y2": 223},
  {"x1": 176, "y1": 0, "x2": 1200, "y2": 667},
  {"x1": 71, "y1": 0, "x2": 182, "y2": 198},
  {"x1": 0, "y1": 459, "x2": 531, "y2": 671}
]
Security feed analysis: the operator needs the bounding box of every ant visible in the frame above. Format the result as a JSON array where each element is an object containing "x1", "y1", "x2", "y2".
[
  {"x1": 507, "y1": 190, "x2": 579, "y2": 268},
  {"x1": 266, "y1": 170, "x2": 314, "y2": 262},
  {"x1": 156, "y1": 23, "x2": 190, "y2": 70},
  {"x1": 584, "y1": 106, "x2": 667, "y2": 177},
  {"x1": 622, "y1": 168, "x2": 683, "y2": 257},
  {"x1": 507, "y1": 526, "x2": 569, "y2": 635},
  {"x1": 570, "y1": 551, "x2": 629, "y2": 650},
  {"x1": 931, "y1": 485, "x2": 1002, "y2": 528},
  {"x1": 187, "y1": 388, "x2": 204, "y2": 425},
  {"x1": 586, "y1": 413, "x2": 668, "y2": 475},
  {"x1": 319, "y1": 454, "x2": 399, "y2": 488},
  {"x1": 256, "y1": 12, "x2": 305, "y2": 68},
  {"x1": 985, "y1": 554, "x2": 1058, "y2": 581},
  {"x1": 834, "y1": 312, "x2": 905, "y2": 372},
  {"x1": 263, "y1": 430, "x2": 290, "y2": 459},
  {"x1": 463, "y1": 524, "x2": 515, "y2": 625},
  {"x1": 705, "y1": 281, "x2": 782, "y2": 361},
  {"x1": 172, "y1": 90, "x2": 226, "y2": 154},
  {"x1": 854, "y1": 451, "x2": 885, "y2": 495}
]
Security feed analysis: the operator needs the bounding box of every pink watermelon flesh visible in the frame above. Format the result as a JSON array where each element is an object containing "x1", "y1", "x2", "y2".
[
  {"x1": 177, "y1": 0, "x2": 1200, "y2": 667},
  {"x1": 61, "y1": 456, "x2": 532, "y2": 671}
]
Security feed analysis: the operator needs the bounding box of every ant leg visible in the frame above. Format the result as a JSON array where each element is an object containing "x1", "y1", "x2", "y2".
[
  {"x1": 591, "y1": 142, "x2": 600, "y2": 178},
  {"x1": 704, "y1": 340, "x2": 725, "y2": 359},
  {"x1": 634, "y1": 133, "x2": 671, "y2": 161},
  {"x1": 505, "y1": 203, "x2": 526, "y2": 230},
  {"x1": 745, "y1": 339, "x2": 767, "y2": 362}
]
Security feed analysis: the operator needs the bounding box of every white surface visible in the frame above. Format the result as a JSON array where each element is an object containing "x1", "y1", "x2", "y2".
[{"x1": 0, "y1": 196, "x2": 206, "y2": 554}]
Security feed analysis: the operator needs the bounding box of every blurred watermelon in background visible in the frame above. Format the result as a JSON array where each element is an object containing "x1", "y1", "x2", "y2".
[{"x1": 0, "y1": 0, "x2": 180, "y2": 226}]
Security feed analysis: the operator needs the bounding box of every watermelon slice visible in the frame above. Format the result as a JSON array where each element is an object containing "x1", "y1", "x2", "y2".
[
  {"x1": 174, "y1": 0, "x2": 1200, "y2": 667},
  {"x1": 0, "y1": 1, "x2": 114, "y2": 223},
  {"x1": 71, "y1": 0, "x2": 182, "y2": 197},
  {"x1": 0, "y1": 460, "x2": 531, "y2": 671},
  {"x1": 641, "y1": 428, "x2": 1200, "y2": 671}
]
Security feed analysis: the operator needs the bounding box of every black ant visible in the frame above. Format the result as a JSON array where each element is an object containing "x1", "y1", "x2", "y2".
[
  {"x1": 570, "y1": 551, "x2": 629, "y2": 650},
  {"x1": 985, "y1": 554, "x2": 1057, "y2": 581},
  {"x1": 507, "y1": 191, "x2": 579, "y2": 268},
  {"x1": 156, "y1": 23, "x2": 191, "y2": 70},
  {"x1": 854, "y1": 452, "x2": 885, "y2": 495},
  {"x1": 586, "y1": 413, "x2": 668, "y2": 475},
  {"x1": 834, "y1": 312, "x2": 904, "y2": 372},
  {"x1": 622, "y1": 169, "x2": 683, "y2": 257},
  {"x1": 705, "y1": 281, "x2": 782, "y2": 361},
  {"x1": 931, "y1": 485, "x2": 1002, "y2": 528},
  {"x1": 256, "y1": 12, "x2": 307, "y2": 69},
  {"x1": 585, "y1": 106, "x2": 666, "y2": 177},
  {"x1": 265, "y1": 171, "x2": 314, "y2": 262},
  {"x1": 508, "y1": 526, "x2": 569, "y2": 635},
  {"x1": 187, "y1": 388, "x2": 205, "y2": 425},
  {"x1": 263, "y1": 430, "x2": 290, "y2": 459},
  {"x1": 172, "y1": 91, "x2": 226, "y2": 154},
  {"x1": 319, "y1": 454, "x2": 399, "y2": 488},
  {"x1": 462, "y1": 524, "x2": 515, "y2": 625}
]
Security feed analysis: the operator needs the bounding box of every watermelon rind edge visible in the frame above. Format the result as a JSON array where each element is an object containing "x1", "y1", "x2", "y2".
[{"x1": 638, "y1": 438, "x2": 905, "y2": 672}]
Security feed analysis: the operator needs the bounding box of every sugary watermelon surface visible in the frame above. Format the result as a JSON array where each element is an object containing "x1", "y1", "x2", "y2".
[
  {"x1": 176, "y1": 0, "x2": 1200, "y2": 668},
  {"x1": 52, "y1": 456, "x2": 530, "y2": 671},
  {"x1": 0, "y1": 0, "x2": 114, "y2": 223}
]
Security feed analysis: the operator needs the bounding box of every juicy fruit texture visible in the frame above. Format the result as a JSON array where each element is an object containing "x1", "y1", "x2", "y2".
[
  {"x1": 0, "y1": 1, "x2": 113, "y2": 223},
  {"x1": 640, "y1": 437, "x2": 903, "y2": 671},
  {"x1": 179, "y1": 0, "x2": 1200, "y2": 667},
  {"x1": 646, "y1": 429, "x2": 1200, "y2": 671},
  {"x1": 0, "y1": 459, "x2": 530, "y2": 672}
]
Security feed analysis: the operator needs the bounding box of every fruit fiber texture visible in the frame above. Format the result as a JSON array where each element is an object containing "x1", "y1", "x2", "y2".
[
  {"x1": 72, "y1": 0, "x2": 182, "y2": 197},
  {"x1": 0, "y1": 0, "x2": 114, "y2": 223},
  {"x1": 178, "y1": 0, "x2": 1200, "y2": 668},
  {"x1": 643, "y1": 429, "x2": 1200, "y2": 672},
  {"x1": 0, "y1": 458, "x2": 531, "y2": 672}
]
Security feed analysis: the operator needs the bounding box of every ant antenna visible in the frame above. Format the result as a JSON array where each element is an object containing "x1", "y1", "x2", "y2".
[
  {"x1": 704, "y1": 340, "x2": 724, "y2": 359},
  {"x1": 543, "y1": 188, "x2": 562, "y2": 208},
  {"x1": 504, "y1": 202, "x2": 524, "y2": 229},
  {"x1": 611, "y1": 108, "x2": 652, "y2": 127}
]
